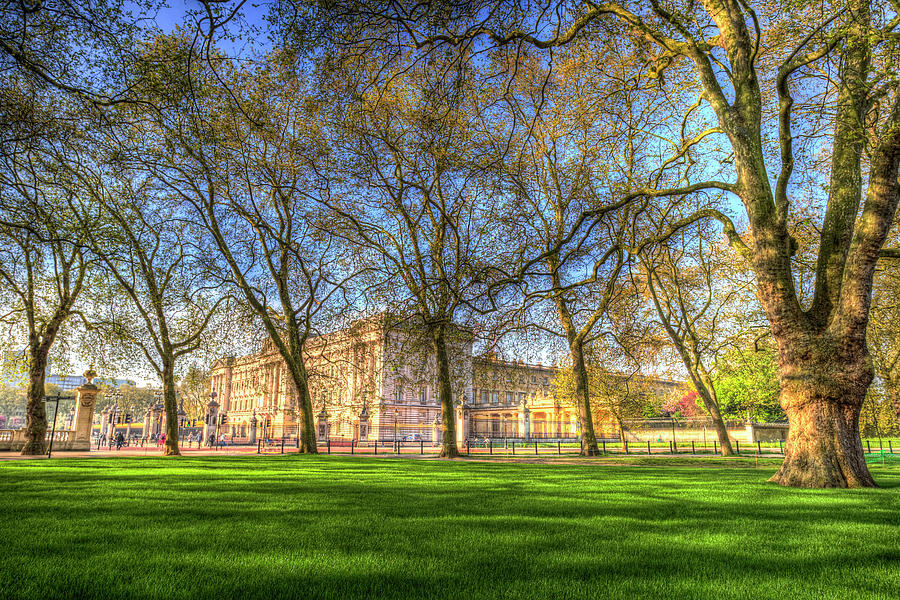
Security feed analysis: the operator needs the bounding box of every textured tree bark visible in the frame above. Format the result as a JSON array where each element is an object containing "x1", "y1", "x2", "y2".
[
  {"x1": 706, "y1": 396, "x2": 736, "y2": 457},
  {"x1": 694, "y1": 378, "x2": 735, "y2": 457},
  {"x1": 162, "y1": 360, "x2": 181, "y2": 456},
  {"x1": 570, "y1": 341, "x2": 600, "y2": 456},
  {"x1": 769, "y1": 340, "x2": 876, "y2": 488},
  {"x1": 892, "y1": 389, "x2": 900, "y2": 432},
  {"x1": 294, "y1": 368, "x2": 318, "y2": 454},
  {"x1": 432, "y1": 326, "x2": 460, "y2": 458},
  {"x1": 20, "y1": 356, "x2": 50, "y2": 455},
  {"x1": 21, "y1": 336, "x2": 56, "y2": 456}
]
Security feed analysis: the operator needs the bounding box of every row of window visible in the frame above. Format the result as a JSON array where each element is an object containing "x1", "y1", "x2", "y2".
[
  {"x1": 478, "y1": 390, "x2": 529, "y2": 405},
  {"x1": 481, "y1": 373, "x2": 550, "y2": 386},
  {"x1": 394, "y1": 385, "x2": 432, "y2": 404}
]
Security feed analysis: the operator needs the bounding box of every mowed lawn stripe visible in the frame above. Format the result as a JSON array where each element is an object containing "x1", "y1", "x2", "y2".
[{"x1": 0, "y1": 456, "x2": 897, "y2": 600}]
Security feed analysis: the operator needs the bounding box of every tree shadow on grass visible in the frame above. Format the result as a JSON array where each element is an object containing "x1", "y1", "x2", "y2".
[{"x1": 0, "y1": 457, "x2": 897, "y2": 599}]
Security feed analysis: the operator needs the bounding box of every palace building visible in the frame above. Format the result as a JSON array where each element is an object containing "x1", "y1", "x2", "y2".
[{"x1": 208, "y1": 315, "x2": 680, "y2": 444}]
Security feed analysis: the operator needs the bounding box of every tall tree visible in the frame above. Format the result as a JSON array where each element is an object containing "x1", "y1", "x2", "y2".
[
  {"x1": 330, "y1": 0, "x2": 900, "y2": 487},
  {"x1": 68, "y1": 169, "x2": 228, "y2": 456},
  {"x1": 640, "y1": 223, "x2": 754, "y2": 455},
  {"x1": 487, "y1": 43, "x2": 672, "y2": 455},
  {"x1": 325, "y1": 50, "x2": 496, "y2": 457},
  {"x1": 128, "y1": 37, "x2": 355, "y2": 453},
  {"x1": 0, "y1": 87, "x2": 90, "y2": 455}
]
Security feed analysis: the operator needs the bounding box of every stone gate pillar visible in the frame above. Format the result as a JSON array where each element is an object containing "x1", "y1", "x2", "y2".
[
  {"x1": 455, "y1": 402, "x2": 469, "y2": 448},
  {"x1": 149, "y1": 402, "x2": 163, "y2": 439},
  {"x1": 98, "y1": 405, "x2": 110, "y2": 440},
  {"x1": 248, "y1": 412, "x2": 258, "y2": 445},
  {"x1": 72, "y1": 369, "x2": 100, "y2": 451},
  {"x1": 316, "y1": 407, "x2": 329, "y2": 441},
  {"x1": 203, "y1": 395, "x2": 219, "y2": 446},
  {"x1": 432, "y1": 414, "x2": 442, "y2": 445},
  {"x1": 357, "y1": 405, "x2": 369, "y2": 441},
  {"x1": 518, "y1": 404, "x2": 531, "y2": 441}
]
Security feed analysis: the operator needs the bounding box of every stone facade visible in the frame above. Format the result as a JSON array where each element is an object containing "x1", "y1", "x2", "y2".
[
  {"x1": 209, "y1": 317, "x2": 683, "y2": 443},
  {"x1": 209, "y1": 316, "x2": 472, "y2": 442}
]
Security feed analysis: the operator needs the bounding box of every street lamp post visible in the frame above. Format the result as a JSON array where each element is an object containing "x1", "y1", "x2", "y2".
[
  {"x1": 45, "y1": 392, "x2": 61, "y2": 458},
  {"x1": 108, "y1": 400, "x2": 120, "y2": 448},
  {"x1": 176, "y1": 397, "x2": 186, "y2": 444},
  {"x1": 206, "y1": 391, "x2": 218, "y2": 447},
  {"x1": 153, "y1": 389, "x2": 163, "y2": 441},
  {"x1": 110, "y1": 389, "x2": 122, "y2": 445}
]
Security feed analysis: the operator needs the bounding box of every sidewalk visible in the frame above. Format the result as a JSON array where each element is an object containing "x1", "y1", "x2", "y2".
[{"x1": 0, "y1": 445, "x2": 263, "y2": 460}]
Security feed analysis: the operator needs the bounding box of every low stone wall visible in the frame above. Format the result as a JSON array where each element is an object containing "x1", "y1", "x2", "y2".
[
  {"x1": 0, "y1": 429, "x2": 78, "y2": 452},
  {"x1": 623, "y1": 422, "x2": 789, "y2": 444},
  {"x1": 748, "y1": 422, "x2": 789, "y2": 442}
]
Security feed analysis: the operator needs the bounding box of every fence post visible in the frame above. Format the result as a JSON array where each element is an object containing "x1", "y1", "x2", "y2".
[
  {"x1": 558, "y1": 440, "x2": 561, "y2": 455},
  {"x1": 534, "y1": 440, "x2": 538, "y2": 455},
  {"x1": 647, "y1": 440, "x2": 651, "y2": 455},
  {"x1": 866, "y1": 440, "x2": 871, "y2": 454},
  {"x1": 466, "y1": 439, "x2": 470, "y2": 455},
  {"x1": 327, "y1": 439, "x2": 331, "y2": 454},
  {"x1": 669, "y1": 441, "x2": 673, "y2": 454},
  {"x1": 736, "y1": 440, "x2": 740, "y2": 455},
  {"x1": 374, "y1": 440, "x2": 377, "y2": 455},
  {"x1": 420, "y1": 439, "x2": 424, "y2": 455},
  {"x1": 602, "y1": 440, "x2": 606, "y2": 455},
  {"x1": 890, "y1": 441, "x2": 894, "y2": 454},
  {"x1": 512, "y1": 441, "x2": 515, "y2": 455},
  {"x1": 281, "y1": 438, "x2": 285, "y2": 454},
  {"x1": 713, "y1": 440, "x2": 717, "y2": 455},
  {"x1": 489, "y1": 440, "x2": 492, "y2": 455},
  {"x1": 625, "y1": 440, "x2": 628, "y2": 455},
  {"x1": 691, "y1": 441, "x2": 695, "y2": 455},
  {"x1": 351, "y1": 440, "x2": 354, "y2": 455},
  {"x1": 257, "y1": 439, "x2": 261, "y2": 454},
  {"x1": 757, "y1": 440, "x2": 762, "y2": 455},
  {"x1": 673, "y1": 440, "x2": 677, "y2": 453}
]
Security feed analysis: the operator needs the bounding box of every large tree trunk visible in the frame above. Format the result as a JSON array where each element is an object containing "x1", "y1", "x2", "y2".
[
  {"x1": 162, "y1": 359, "x2": 181, "y2": 456},
  {"x1": 432, "y1": 325, "x2": 460, "y2": 458},
  {"x1": 769, "y1": 340, "x2": 876, "y2": 488},
  {"x1": 20, "y1": 345, "x2": 51, "y2": 456},
  {"x1": 293, "y1": 364, "x2": 318, "y2": 454},
  {"x1": 695, "y1": 373, "x2": 735, "y2": 457},
  {"x1": 616, "y1": 418, "x2": 626, "y2": 451},
  {"x1": 570, "y1": 341, "x2": 600, "y2": 456},
  {"x1": 892, "y1": 390, "x2": 900, "y2": 432}
]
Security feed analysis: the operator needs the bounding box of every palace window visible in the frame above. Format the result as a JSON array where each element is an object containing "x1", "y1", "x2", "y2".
[
  {"x1": 395, "y1": 384, "x2": 403, "y2": 404},
  {"x1": 491, "y1": 392, "x2": 499, "y2": 405},
  {"x1": 506, "y1": 392, "x2": 514, "y2": 404},
  {"x1": 481, "y1": 390, "x2": 489, "y2": 404},
  {"x1": 419, "y1": 387, "x2": 427, "y2": 404}
]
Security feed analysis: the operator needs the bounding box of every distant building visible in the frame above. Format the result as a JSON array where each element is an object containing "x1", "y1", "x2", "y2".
[
  {"x1": 210, "y1": 315, "x2": 682, "y2": 443},
  {"x1": 45, "y1": 374, "x2": 137, "y2": 391}
]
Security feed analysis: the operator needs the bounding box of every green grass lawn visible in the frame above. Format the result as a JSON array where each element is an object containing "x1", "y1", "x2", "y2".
[{"x1": 0, "y1": 456, "x2": 897, "y2": 600}]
